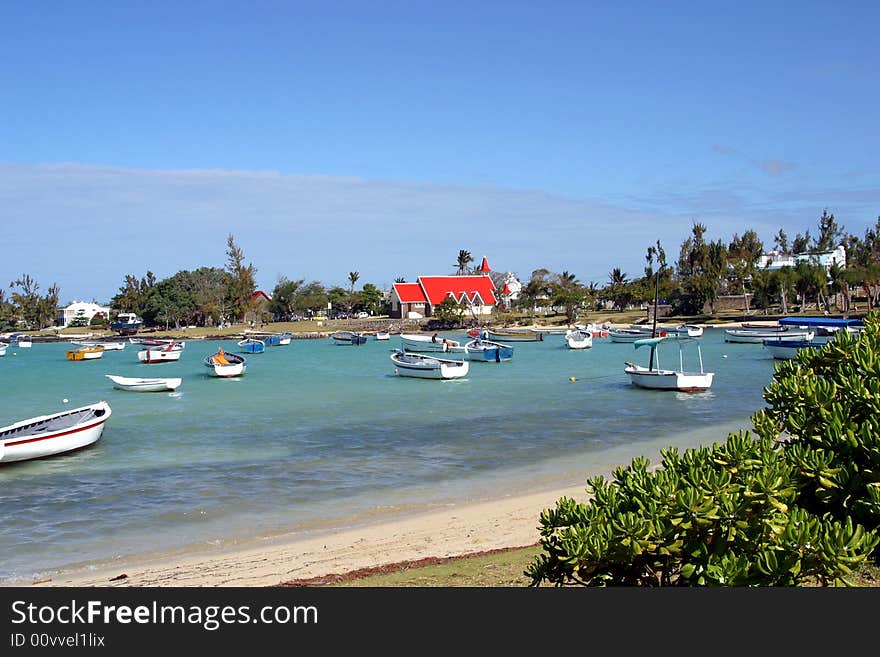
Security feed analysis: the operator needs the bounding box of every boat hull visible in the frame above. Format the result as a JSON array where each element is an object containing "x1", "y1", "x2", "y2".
[
  {"x1": 137, "y1": 348, "x2": 182, "y2": 363},
  {"x1": 400, "y1": 334, "x2": 452, "y2": 352},
  {"x1": 624, "y1": 366, "x2": 714, "y2": 392},
  {"x1": 762, "y1": 340, "x2": 818, "y2": 360},
  {"x1": 724, "y1": 329, "x2": 813, "y2": 343},
  {"x1": 565, "y1": 330, "x2": 593, "y2": 349},
  {"x1": 66, "y1": 348, "x2": 104, "y2": 361},
  {"x1": 0, "y1": 401, "x2": 111, "y2": 463},
  {"x1": 106, "y1": 375, "x2": 182, "y2": 392},
  {"x1": 464, "y1": 339, "x2": 514, "y2": 362},
  {"x1": 484, "y1": 330, "x2": 544, "y2": 342},
  {"x1": 390, "y1": 351, "x2": 469, "y2": 379}
]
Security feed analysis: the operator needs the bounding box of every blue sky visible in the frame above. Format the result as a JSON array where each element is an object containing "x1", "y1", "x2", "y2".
[{"x1": 2, "y1": 1, "x2": 877, "y2": 304}]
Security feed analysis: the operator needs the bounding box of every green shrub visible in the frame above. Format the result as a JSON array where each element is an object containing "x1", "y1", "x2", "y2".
[{"x1": 528, "y1": 312, "x2": 880, "y2": 586}]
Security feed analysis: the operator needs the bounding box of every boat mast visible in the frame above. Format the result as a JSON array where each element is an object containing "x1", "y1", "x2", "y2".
[{"x1": 649, "y1": 268, "x2": 660, "y2": 370}]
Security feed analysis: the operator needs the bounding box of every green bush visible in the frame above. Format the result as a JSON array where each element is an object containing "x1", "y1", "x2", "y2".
[{"x1": 528, "y1": 312, "x2": 880, "y2": 586}]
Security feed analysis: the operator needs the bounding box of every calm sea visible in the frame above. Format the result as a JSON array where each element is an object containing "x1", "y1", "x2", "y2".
[{"x1": 0, "y1": 329, "x2": 780, "y2": 583}]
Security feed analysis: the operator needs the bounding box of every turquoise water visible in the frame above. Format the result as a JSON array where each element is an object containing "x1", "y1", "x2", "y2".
[{"x1": 0, "y1": 330, "x2": 779, "y2": 583}]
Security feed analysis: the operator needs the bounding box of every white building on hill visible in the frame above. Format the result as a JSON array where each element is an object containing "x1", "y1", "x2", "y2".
[
  {"x1": 757, "y1": 245, "x2": 846, "y2": 273},
  {"x1": 57, "y1": 301, "x2": 111, "y2": 327}
]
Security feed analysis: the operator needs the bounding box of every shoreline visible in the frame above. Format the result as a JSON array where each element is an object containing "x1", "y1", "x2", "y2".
[
  {"x1": 18, "y1": 418, "x2": 755, "y2": 588},
  {"x1": 29, "y1": 483, "x2": 589, "y2": 588}
]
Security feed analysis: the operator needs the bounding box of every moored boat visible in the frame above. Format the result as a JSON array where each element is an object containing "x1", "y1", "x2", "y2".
[
  {"x1": 762, "y1": 339, "x2": 820, "y2": 360},
  {"x1": 137, "y1": 341, "x2": 184, "y2": 363},
  {"x1": 390, "y1": 349, "x2": 469, "y2": 379},
  {"x1": 564, "y1": 329, "x2": 593, "y2": 350},
  {"x1": 375, "y1": 331, "x2": 391, "y2": 341},
  {"x1": 399, "y1": 333, "x2": 459, "y2": 352},
  {"x1": 238, "y1": 338, "x2": 267, "y2": 354},
  {"x1": 331, "y1": 330, "x2": 368, "y2": 345},
  {"x1": 0, "y1": 342, "x2": 7, "y2": 357},
  {"x1": 105, "y1": 374, "x2": 183, "y2": 392},
  {"x1": 71, "y1": 340, "x2": 126, "y2": 351},
  {"x1": 11, "y1": 334, "x2": 32, "y2": 348},
  {"x1": 464, "y1": 338, "x2": 514, "y2": 362},
  {"x1": 624, "y1": 337, "x2": 714, "y2": 392},
  {"x1": 66, "y1": 345, "x2": 105, "y2": 361},
  {"x1": 724, "y1": 328, "x2": 814, "y2": 343},
  {"x1": 204, "y1": 348, "x2": 246, "y2": 377},
  {"x1": 0, "y1": 401, "x2": 112, "y2": 464},
  {"x1": 481, "y1": 328, "x2": 544, "y2": 342}
]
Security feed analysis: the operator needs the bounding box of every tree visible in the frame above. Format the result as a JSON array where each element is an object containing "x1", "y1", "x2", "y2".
[
  {"x1": 432, "y1": 297, "x2": 466, "y2": 326},
  {"x1": 455, "y1": 250, "x2": 474, "y2": 276},
  {"x1": 111, "y1": 271, "x2": 156, "y2": 321},
  {"x1": 224, "y1": 234, "x2": 257, "y2": 323},
  {"x1": 347, "y1": 271, "x2": 360, "y2": 315},
  {"x1": 359, "y1": 283, "x2": 385, "y2": 316},
  {"x1": 675, "y1": 223, "x2": 727, "y2": 315},
  {"x1": 8, "y1": 274, "x2": 60, "y2": 329},
  {"x1": 605, "y1": 267, "x2": 634, "y2": 312},
  {"x1": 774, "y1": 228, "x2": 790, "y2": 253},
  {"x1": 270, "y1": 276, "x2": 305, "y2": 320},
  {"x1": 813, "y1": 208, "x2": 845, "y2": 252},
  {"x1": 551, "y1": 271, "x2": 585, "y2": 323},
  {"x1": 792, "y1": 230, "x2": 812, "y2": 255},
  {"x1": 727, "y1": 230, "x2": 765, "y2": 313}
]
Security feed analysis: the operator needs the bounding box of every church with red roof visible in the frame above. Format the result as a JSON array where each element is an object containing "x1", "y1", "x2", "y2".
[{"x1": 389, "y1": 256, "x2": 498, "y2": 319}]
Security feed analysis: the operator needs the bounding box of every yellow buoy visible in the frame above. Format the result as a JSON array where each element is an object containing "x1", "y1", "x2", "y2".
[{"x1": 569, "y1": 376, "x2": 577, "y2": 382}]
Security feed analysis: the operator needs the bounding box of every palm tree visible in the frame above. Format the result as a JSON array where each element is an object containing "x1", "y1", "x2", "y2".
[
  {"x1": 455, "y1": 250, "x2": 473, "y2": 275},
  {"x1": 347, "y1": 271, "x2": 360, "y2": 317}
]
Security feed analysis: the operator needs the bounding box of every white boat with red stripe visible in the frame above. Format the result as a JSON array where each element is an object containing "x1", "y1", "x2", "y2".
[{"x1": 0, "y1": 401, "x2": 112, "y2": 464}]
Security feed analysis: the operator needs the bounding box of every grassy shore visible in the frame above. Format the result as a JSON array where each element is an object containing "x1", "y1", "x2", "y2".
[
  {"x1": 320, "y1": 547, "x2": 880, "y2": 587},
  {"x1": 40, "y1": 307, "x2": 801, "y2": 342}
]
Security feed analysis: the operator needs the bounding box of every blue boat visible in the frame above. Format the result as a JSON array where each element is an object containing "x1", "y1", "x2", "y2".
[
  {"x1": 464, "y1": 338, "x2": 514, "y2": 362},
  {"x1": 237, "y1": 338, "x2": 266, "y2": 354},
  {"x1": 762, "y1": 339, "x2": 819, "y2": 360},
  {"x1": 261, "y1": 332, "x2": 292, "y2": 346}
]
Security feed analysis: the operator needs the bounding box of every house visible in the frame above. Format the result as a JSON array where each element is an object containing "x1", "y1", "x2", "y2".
[
  {"x1": 244, "y1": 290, "x2": 272, "y2": 325},
  {"x1": 57, "y1": 301, "x2": 111, "y2": 328},
  {"x1": 758, "y1": 245, "x2": 846, "y2": 274},
  {"x1": 389, "y1": 258, "x2": 498, "y2": 319}
]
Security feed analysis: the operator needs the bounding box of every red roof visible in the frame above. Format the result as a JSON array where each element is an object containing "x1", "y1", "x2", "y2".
[
  {"x1": 251, "y1": 290, "x2": 272, "y2": 302},
  {"x1": 478, "y1": 256, "x2": 491, "y2": 273},
  {"x1": 501, "y1": 283, "x2": 511, "y2": 295},
  {"x1": 418, "y1": 275, "x2": 497, "y2": 306},
  {"x1": 393, "y1": 283, "x2": 428, "y2": 304}
]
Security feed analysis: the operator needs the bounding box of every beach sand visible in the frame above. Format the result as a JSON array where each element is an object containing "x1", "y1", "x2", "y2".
[{"x1": 33, "y1": 484, "x2": 588, "y2": 588}]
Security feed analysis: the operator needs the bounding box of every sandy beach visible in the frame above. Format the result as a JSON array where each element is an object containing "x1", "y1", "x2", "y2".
[{"x1": 32, "y1": 484, "x2": 588, "y2": 588}]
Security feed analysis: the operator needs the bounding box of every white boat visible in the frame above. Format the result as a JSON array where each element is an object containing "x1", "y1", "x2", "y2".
[
  {"x1": 624, "y1": 337, "x2": 714, "y2": 392},
  {"x1": 0, "y1": 401, "x2": 112, "y2": 464},
  {"x1": 609, "y1": 328, "x2": 668, "y2": 343},
  {"x1": 12, "y1": 334, "x2": 32, "y2": 348},
  {"x1": 564, "y1": 329, "x2": 593, "y2": 350},
  {"x1": 375, "y1": 332, "x2": 391, "y2": 341},
  {"x1": 129, "y1": 338, "x2": 186, "y2": 348},
  {"x1": 667, "y1": 324, "x2": 704, "y2": 338},
  {"x1": 105, "y1": 374, "x2": 182, "y2": 392},
  {"x1": 137, "y1": 341, "x2": 184, "y2": 363},
  {"x1": 204, "y1": 348, "x2": 246, "y2": 377},
  {"x1": 71, "y1": 340, "x2": 126, "y2": 351},
  {"x1": 66, "y1": 345, "x2": 105, "y2": 361},
  {"x1": 390, "y1": 349, "x2": 469, "y2": 380},
  {"x1": 575, "y1": 323, "x2": 610, "y2": 338},
  {"x1": 0, "y1": 342, "x2": 7, "y2": 357},
  {"x1": 464, "y1": 338, "x2": 514, "y2": 362},
  {"x1": 724, "y1": 328, "x2": 814, "y2": 343},
  {"x1": 399, "y1": 333, "x2": 460, "y2": 353}
]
